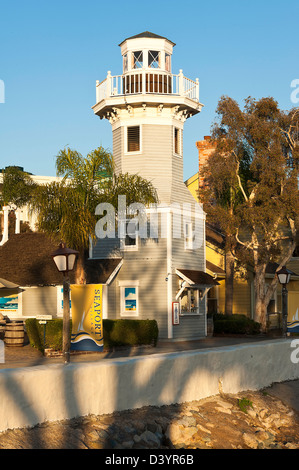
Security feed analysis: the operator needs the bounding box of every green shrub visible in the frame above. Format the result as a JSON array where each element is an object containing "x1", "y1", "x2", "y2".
[
  {"x1": 25, "y1": 318, "x2": 44, "y2": 351},
  {"x1": 25, "y1": 318, "x2": 159, "y2": 353},
  {"x1": 103, "y1": 319, "x2": 159, "y2": 348},
  {"x1": 213, "y1": 313, "x2": 261, "y2": 335}
]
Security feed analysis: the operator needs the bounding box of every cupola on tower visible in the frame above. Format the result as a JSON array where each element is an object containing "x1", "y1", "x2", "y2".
[{"x1": 92, "y1": 31, "x2": 204, "y2": 205}]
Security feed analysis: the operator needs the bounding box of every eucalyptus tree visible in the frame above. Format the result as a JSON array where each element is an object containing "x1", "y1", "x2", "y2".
[{"x1": 199, "y1": 96, "x2": 299, "y2": 329}]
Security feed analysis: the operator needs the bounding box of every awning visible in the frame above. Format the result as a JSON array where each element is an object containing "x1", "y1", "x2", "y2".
[
  {"x1": 0, "y1": 278, "x2": 19, "y2": 289},
  {"x1": 206, "y1": 261, "x2": 226, "y2": 279},
  {"x1": 176, "y1": 269, "x2": 220, "y2": 287},
  {"x1": 0, "y1": 277, "x2": 24, "y2": 297}
]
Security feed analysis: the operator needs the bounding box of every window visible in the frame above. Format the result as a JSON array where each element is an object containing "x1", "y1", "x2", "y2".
[
  {"x1": 132, "y1": 51, "x2": 143, "y2": 69},
  {"x1": 120, "y1": 218, "x2": 138, "y2": 251},
  {"x1": 120, "y1": 286, "x2": 138, "y2": 316},
  {"x1": 127, "y1": 126, "x2": 140, "y2": 152},
  {"x1": 165, "y1": 53, "x2": 171, "y2": 72},
  {"x1": 174, "y1": 127, "x2": 182, "y2": 156},
  {"x1": 180, "y1": 288, "x2": 199, "y2": 314},
  {"x1": 184, "y1": 222, "x2": 193, "y2": 250},
  {"x1": 148, "y1": 50, "x2": 160, "y2": 68}
]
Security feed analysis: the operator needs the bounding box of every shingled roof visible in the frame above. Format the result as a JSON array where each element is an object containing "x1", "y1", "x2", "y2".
[
  {"x1": 119, "y1": 31, "x2": 175, "y2": 46},
  {"x1": 0, "y1": 233, "x2": 122, "y2": 286}
]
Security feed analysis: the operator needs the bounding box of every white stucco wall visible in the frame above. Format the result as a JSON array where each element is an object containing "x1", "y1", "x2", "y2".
[{"x1": 0, "y1": 339, "x2": 298, "y2": 432}]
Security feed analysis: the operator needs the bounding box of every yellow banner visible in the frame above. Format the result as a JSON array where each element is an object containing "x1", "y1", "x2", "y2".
[
  {"x1": 70, "y1": 284, "x2": 103, "y2": 351},
  {"x1": 287, "y1": 292, "x2": 299, "y2": 334}
]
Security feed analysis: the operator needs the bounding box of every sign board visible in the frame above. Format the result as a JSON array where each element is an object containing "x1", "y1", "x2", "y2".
[
  {"x1": 172, "y1": 302, "x2": 180, "y2": 325},
  {"x1": 36, "y1": 315, "x2": 53, "y2": 321},
  {"x1": 70, "y1": 284, "x2": 103, "y2": 352}
]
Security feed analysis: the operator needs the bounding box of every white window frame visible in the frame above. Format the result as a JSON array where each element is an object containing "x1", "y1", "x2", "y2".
[
  {"x1": 132, "y1": 50, "x2": 143, "y2": 69},
  {"x1": 184, "y1": 222, "x2": 193, "y2": 250},
  {"x1": 124, "y1": 125, "x2": 142, "y2": 155},
  {"x1": 148, "y1": 50, "x2": 160, "y2": 69},
  {"x1": 120, "y1": 218, "x2": 139, "y2": 251},
  {"x1": 173, "y1": 127, "x2": 182, "y2": 156},
  {"x1": 119, "y1": 282, "x2": 139, "y2": 317},
  {"x1": 179, "y1": 287, "x2": 200, "y2": 315}
]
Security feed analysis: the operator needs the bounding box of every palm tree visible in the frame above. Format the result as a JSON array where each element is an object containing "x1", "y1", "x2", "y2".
[{"x1": 31, "y1": 146, "x2": 158, "y2": 283}]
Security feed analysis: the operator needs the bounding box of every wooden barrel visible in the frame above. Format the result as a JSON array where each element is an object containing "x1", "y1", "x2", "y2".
[
  {"x1": 0, "y1": 321, "x2": 6, "y2": 340},
  {"x1": 4, "y1": 321, "x2": 24, "y2": 347}
]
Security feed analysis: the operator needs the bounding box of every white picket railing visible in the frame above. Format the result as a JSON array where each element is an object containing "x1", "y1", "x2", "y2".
[{"x1": 96, "y1": 70, "x2": 199, "y2": 103}]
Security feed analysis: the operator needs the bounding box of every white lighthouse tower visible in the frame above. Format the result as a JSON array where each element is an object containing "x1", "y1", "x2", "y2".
[
  {"x1": 92, "y1": 32, "x2": 217, "y2": 341},
  {"x1": 92, "y1": 31, "x2": 203, "y2": 205}
]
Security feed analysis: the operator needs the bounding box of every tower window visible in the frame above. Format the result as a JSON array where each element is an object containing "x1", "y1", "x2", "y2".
[
  {"x1": 174, "y1": 127, "x2": 182, "y2": 155},
  {"x1": 148, "y1": 50, "x2": 160, "y2": 68},
  {"x1": 127, "y1": 126, "x2": 140, "y2": 152},
  {"x1": 133, "y1": 51, "x2": 143, "y2": 69}
]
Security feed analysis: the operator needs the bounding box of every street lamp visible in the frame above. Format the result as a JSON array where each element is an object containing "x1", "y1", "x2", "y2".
[
  {"x1": 276, "y1": 266, "x2": 291, "y2": 338},
  {"x1": 51, "y1": 242, "x2": 79, "y2": 363}
]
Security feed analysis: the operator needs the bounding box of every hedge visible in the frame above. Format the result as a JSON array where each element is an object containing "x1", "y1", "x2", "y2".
[
  {"x1": 25, "y1": 318, "x2": 159, "y2": 353},
  {"x1": 213, "y1": 313, "x2": 261, "y2": 335}
]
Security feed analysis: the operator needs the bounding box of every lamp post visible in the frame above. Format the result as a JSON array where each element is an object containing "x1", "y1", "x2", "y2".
[
  {"x1": 276, "y1": 266, "x2": 291, "y2": 338},
  {"x1": 51, "y1": 242, "x2": 79, "y2": 363}
]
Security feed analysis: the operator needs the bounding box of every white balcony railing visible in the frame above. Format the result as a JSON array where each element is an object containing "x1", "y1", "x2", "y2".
[{"x1": 96, "y1": 69, "x2": 199, "y2": 103}]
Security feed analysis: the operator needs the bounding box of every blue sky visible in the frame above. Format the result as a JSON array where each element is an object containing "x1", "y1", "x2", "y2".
[{"x1": 0, "y1": 0, "x2": 298, "y2": 180}]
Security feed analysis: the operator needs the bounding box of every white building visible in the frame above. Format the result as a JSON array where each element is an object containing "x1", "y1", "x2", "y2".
[{"x1": 91, "y1": 32, "x2": 218, "y2": 340}]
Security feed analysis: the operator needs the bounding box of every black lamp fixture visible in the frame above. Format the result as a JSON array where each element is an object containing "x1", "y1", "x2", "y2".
[
  {"x1": 51, "y1": 242, "x2": 79, "y2": 274},
  {"x1": 51, "y1": 242, "x2": 79, "y2": 363},
  {"x1": 276, "y1": 266, "x2": 291, "y2": 337},
  {"x1": 276, "y1": 265, "x2": 291, "y2": 286}
]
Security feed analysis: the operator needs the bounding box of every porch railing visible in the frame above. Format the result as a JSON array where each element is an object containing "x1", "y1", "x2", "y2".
[{"x1": 96, "y1": 70, "x2": 199, "y2": 103}]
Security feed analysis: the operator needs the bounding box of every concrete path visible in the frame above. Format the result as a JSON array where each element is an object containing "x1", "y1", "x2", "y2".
[{"x1": 0, "y1": 334, "x2": 279, "y2": 369}]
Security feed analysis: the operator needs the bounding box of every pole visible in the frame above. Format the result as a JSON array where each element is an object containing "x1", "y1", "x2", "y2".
[
  {"x1": 282, "y1": 284, "x2": 288, "y2": 338},
  {"x1": 63, "y1": 274, "x2": 71, "y2": 363}
]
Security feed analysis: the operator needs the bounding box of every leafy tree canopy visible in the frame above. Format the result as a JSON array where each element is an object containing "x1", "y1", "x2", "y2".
[{"x1": 199, "y1": 96, "x2": 299, "y2": 327}]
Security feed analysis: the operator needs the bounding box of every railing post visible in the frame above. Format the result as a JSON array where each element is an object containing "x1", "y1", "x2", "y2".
[
  {"x1": 196, "y1": 78, "x2": 199, "y2": 101},
  {"x1": 142, "y1": 71, "x2": 146, "y2": 94},
  {"x1": 106, "y1": 71, "x2": 112, "y2": 98},
  {"x1": 178, "y1": 69, "x2": 184, "y2": 96}
]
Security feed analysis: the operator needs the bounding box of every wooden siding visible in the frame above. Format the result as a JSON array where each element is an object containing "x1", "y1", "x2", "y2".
[
  {"x1": 113, "y1": 123, "x2": 197, "y2": 205},
  {"x1": 92, "y1": 236, "x2": 121, "y2": 259},
  {"x1": 107, "y1": 256, "x2": 169, "y2": 337},
  {"x1": 112, "y1": 126, "x2": 123, "y2": 173}
]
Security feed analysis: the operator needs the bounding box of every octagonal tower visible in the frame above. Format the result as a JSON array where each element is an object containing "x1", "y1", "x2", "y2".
[{"x1": 92, "y1": 31, "x2": 204, "y2": 205}]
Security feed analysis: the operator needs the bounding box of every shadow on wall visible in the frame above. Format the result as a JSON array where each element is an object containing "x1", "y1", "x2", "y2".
[{"x1": 0, "y1": 340, "x2": 297, "y2": 448}]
